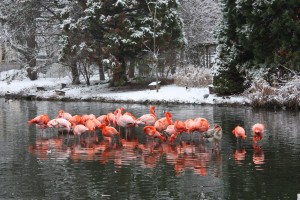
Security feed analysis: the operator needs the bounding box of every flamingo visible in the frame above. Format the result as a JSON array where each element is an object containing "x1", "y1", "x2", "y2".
[
  {"x1": 28, "y1": 114, "x2": 50, "y2": 128},
  {"x1": 47, "y1": 118, "x2": 72, "y2": 134},
  {"x1": 185, "y1": 118, "x2": 209, "y2": 142},
  {"x1": 203, "y1": 124, "x2": 223, "y2": 148},
  {"x1": 99, "y1": 124, "x2": 120, "y2": 143},
  {"x1": 164, "y1": 125, "x2": 177, "y2": 137},
  {"x1": 72, "y1": 124, "x2": 89, "y2": 142},
  {"x1": 80, "y1": 114, "x2": 90, "y2": 124},
  {"x1": 97, "y1": 115, "x2": 110, "y2": 126},
  {"x1": 107, "y1": 112, "x2": 117, "y2": 126},
  {"x1": 168, "y1": 120, "x2": 187, "y2": 144},
  {"x1": 154, "y1": 111, "x2": 173, "y2": 132},
  {"x1": 28, "y1": 114, "x2": 50, "y2": 135},
  {"x1": 85, "y1": 119, "x2": 97, "y2": 136},
  {"x1": 136, "y1": 105, "x2": 157, "y2": 126},
  {"x1": 57, "y1": 110, "x2": 72, "y2": 120},
  {"x1": 193, "y1": 117, "x2": 210, "y2": 132},
  {"x1": 252, "y1": 123, "x2": 264, "y2": 143},
  {"x1": 115, "y1": 108, "x2": 137, "y2": 139},
  {"x1": 232, "y1": 126, "x2": 246, "y2": 140},
  {"x1": 143, "y1": 126, "x2": 165, "y2": 141},
  {"x1": 68, "y1": 115, "x2": 82, "y2": 125}
]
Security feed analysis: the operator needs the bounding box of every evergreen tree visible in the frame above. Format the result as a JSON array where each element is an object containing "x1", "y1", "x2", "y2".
[
  {"x1": 214, "y1": 0, "x2": 300, "y2": 95},
  {"x1": 85, "y1": 0, "x2": 185, "y2": 86},
  {"x1": 213, "y1": 0, "x2": 246, "y2": 95}
]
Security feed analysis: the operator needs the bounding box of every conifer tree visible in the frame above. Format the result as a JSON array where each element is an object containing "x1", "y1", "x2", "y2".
[{"x1": 214, "y1": 0, "x2": 300, "y2": 95}]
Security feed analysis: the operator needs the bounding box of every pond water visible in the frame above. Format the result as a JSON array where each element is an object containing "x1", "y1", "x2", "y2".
[{"x1": 0, "y1": 99, "x2": 300, "y2": 199}]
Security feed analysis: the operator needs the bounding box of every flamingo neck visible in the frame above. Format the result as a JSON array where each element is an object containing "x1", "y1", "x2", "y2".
[
  {"x1": 150, "y1": 107, "x2": 156, "y2": 117},
  {"x1": 166, "y1": 113, "x2": 172, "y2": 125}
]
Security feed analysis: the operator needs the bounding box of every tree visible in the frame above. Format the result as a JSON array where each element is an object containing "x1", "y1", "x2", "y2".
[
  {"x1": 179, "y1": 0, "x2": 222, "y2": 67},
  {"x1": 84, "y1": 0, "x2": 185, "y2": 86},
  {"x1": 0, "y1": 0, "x2": 63, "y2": 80},
  {"x1": 214, "y1": 0, "x2": 300, "y2": 95}
]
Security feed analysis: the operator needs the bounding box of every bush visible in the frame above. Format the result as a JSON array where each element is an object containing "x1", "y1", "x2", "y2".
[
  {"x1": 244, "y1": 76, "x2": 300, "y2": 109},
  {"x1": 173, "y1": 65, "x2": 212, "y2": 87},
  {"x1": 213, "y1": 65, "x2": 246, "y2": 95}
]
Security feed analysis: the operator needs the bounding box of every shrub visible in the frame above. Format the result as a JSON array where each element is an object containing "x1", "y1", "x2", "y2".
[{"x1": 173, "y1": 65, "x2": 212, "y2": 87}]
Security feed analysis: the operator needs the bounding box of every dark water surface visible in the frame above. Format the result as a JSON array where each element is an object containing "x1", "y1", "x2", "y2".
[{"x1": 0, "y1": 99, "x2": 300, "y2": 199}]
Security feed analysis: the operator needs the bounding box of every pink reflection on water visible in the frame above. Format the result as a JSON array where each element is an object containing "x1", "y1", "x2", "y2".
[
  {"x1": 253, "y1": 144, "x2": 265, "y2": 169},
  {"x1": 234, "y1": 148, "x2": 247, "y2": 165},
  {"x1": 28, "y1": 134, "x2": 223, "y2": 176}
]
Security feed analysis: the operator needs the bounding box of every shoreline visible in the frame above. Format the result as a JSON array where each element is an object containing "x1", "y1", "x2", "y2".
[
  {"x1": 2, "y1": 90, "x2": 251, "y2": 107},
  {"x1": 1, "y1": 69, "x2": 298, "y2": 110}
]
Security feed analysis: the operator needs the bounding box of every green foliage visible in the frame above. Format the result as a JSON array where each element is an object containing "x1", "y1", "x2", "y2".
[
  {"x1": 214, "y1": 0, "x2": 300, "y2": 95},
  {"x1": 59, "y1": 0, "x2": 184, "y2": 82}
]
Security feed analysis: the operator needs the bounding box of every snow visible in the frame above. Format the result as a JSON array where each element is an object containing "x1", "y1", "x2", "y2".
[{"x1": 0, "y1": 69, "x2": 250, "y2": 106}]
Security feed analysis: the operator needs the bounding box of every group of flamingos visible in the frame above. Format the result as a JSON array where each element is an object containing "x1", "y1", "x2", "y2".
[{"x1": 28, "y1": 105, "x2": 265, "y2": 147}]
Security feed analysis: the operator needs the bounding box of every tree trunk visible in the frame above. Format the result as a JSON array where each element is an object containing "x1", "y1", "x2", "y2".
[
  {"x1": 112, "y1": 54, "x2": 127, "y2": 86},
  {"x1": 70, "y1": 60, "x2": 81, "y2": 85},
  {"x1": 128, "y1": 60, "x2": 135, "y2": 79},
  {"x1": 26, "y1": 34, "x2": 38, "y2": 80},
  {"x1": 98, "y1": 59, "x2": 105, "y2": 81},
  {"x1": 83, "y1": 64, "x2": 90, "y2": 86}
]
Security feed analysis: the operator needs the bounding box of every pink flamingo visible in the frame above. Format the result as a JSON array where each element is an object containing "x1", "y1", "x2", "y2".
[
  {"x1": 115, "y1": 108, "x2": 137, "y2": 139},
  {"x1": 28, "y1": 114, "x2": 50, "y2": 128},
  {"x1": 143, "y1": 126, "x2": 165, "y2": 151},
  {"x1": 97, "y1": 115, "x2": 110, "y2": 126},
  {"x1": 136, "y1": 105, "x2": 157, "y2": 126},
  {"x1": 57, "y1": 110, "x2": 72, "y2": 120},
  {"x1": 232, "y1": 126, "x2": 246, "y2": 141},
  {"x1": 68, "y1": 115, "x2": 82, "y2": 125},
  {"x1": 28, "y1": 114, "x2": 50, "y2": 135},
  {"x1": 99, "y1": 124, "x2": 121, "y2": 143},
  {"x1": 72, "y1": 124, "x2": 89, "y2": 142},
  {"x1": 47, "y1": 118, "x2": 72, "y2": 134},
  {"x1": 154, "y1": 111, "x2": 173, "y2": 132},
  {"x1": 252, "y1": 123, "x2": 264, "y2": 143},
  {"x1": 167, "y1": 120, "x2": 187, "y2": 144},
  {"x1": 107, "y1": 112, "x2": 117, "y2": 126}
]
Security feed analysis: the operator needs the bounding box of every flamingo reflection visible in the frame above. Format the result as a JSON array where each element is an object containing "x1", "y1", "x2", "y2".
[
  {"x1": 234, "y1": 148, "x2": 247, "y2": 165},
  {"x1": 28, "y1": 133, "x2": 223, "y2": 177},
  {"x1": 253, "y1": 143, "x2": 265, "y2": 166}
]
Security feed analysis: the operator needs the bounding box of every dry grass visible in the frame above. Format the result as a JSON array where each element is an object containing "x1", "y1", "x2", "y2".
[
  {"x1": 244, "y1": 76, "x2": 300, "y2": 109},
  {"x1": 173, "y1": 65, "x2": 213, "y2": 87}
]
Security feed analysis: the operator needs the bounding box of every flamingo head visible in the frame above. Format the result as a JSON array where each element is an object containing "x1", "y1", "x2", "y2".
[{"x1": 214, "y1": 124, "x2": 222, "y2": 131}]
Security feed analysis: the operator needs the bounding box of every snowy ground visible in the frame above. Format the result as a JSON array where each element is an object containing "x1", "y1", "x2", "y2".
[{"x1": 0, "y1": 69, "x2": 250, "y2": 105}]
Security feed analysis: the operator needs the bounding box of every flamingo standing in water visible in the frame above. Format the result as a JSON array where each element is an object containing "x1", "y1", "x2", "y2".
[
  {"x1": 68, "y1": 115, "x2": 82, "y2": 125},
  {"x1": 167, "y1": 120, "x2": 187, "y2": 144},
  {"x1": 136, "y1": 105, "x2": 157, "y2": 126},
  {"x1": 99, "y1": 124, "x2": 121, "y2": 143},
  {"x1": 57, "y1": 110, "x2": 72, "y2": 120},
  {"x1": 154, "y1": 111, "x2": 173, "y2": 132},
  {"x1": 143, "y1": 126, "x2": 165, "y2": 151},
  {"x1": 47, "y1": 118, "x2": 72, "y2": 134},
  {"x1": 185, "y1": 117, "x2": 210, "y2": 141},
  {"x1": 72, "y1": 124, "x2": 89, "y2": 142},
  {"x1": 107, "y1": 112, "x2": 117, "y2": 127},
  {"x1": 28, "y1": 114, "x2": 50, "y2": 128},
  {"x1": 97, "y1": 115, "x2": 110, "y2": 126},
  {"x1": 252, "y1": 123, "x2": 264, "y2": 143},
  {"x1": 115, "y1": 108, "x2": 137, "y2": 139},
  {"x1": 232, "y1": 126, "x2": 246, "y2": 141},
  {"x1": 85, "y1": 119, "x2": 97, "y2": 137},
  {"x1": 28, "y1": 114, "x2": 50, "y2": 135},
  {"x1": 203, "y1": 124, "x2": 223, "y2": 148}
]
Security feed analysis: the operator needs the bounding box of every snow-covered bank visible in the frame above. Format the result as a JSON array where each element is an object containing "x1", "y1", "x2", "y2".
[{"x1": 0, "y1": 69, "x2": 250, "y2": 106}]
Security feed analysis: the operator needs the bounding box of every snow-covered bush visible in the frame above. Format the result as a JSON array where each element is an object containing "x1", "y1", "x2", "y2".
[
  {"x1": 0, "y1": 69, "x2": 28, "y2": 83},
  {"x1": 173, "y1": 65, "x2": 212, "y2": 87},
  {"x1": 244, "y1": 76, "x2": 300, "y2": 108}
]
